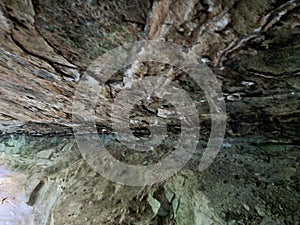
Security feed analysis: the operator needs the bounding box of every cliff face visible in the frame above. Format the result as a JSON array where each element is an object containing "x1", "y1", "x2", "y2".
[
  {"x1": 1, "y1": 0, "x2": 299, "y2": 135},
  {"x1": 0, "y1": 0, "x2": 299, "y2": 224}
]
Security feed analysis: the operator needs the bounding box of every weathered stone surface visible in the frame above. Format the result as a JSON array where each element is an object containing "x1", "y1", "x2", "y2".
[{"x1": 0, "y1": 0, "x2": 299, "y2": 224}]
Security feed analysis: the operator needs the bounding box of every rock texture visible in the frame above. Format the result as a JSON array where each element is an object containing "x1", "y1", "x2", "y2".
[{"x1": 0, "y1": 0, "x2": 299, "y2": 224}]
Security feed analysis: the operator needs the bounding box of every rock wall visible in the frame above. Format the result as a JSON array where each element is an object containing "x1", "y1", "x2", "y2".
[{"x1": 0, "y1": 0, "x2": 299, "y2": 224}]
